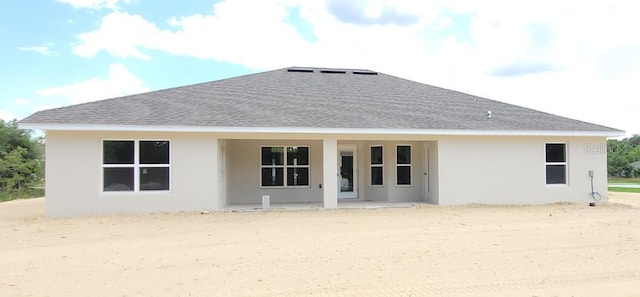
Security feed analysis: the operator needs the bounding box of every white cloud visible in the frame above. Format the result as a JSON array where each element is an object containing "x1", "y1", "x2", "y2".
[
  {"x1": 167, "y1": 17, "x2": 180, "y2": 27},
  {"x1": 15, "y1": 98, "x2": 30, "y2": 105},
  {"x1": 0, "y1": 110, "x2": 16, "y2": 122},
  {"x1": 37, "y1": 64, "x2": 148, "y2": 104},
  {"x1": 67, "y1": 0, "x2": 640, "y2": 136},
  {"x1": 73, "y1": 12, "x2": 158, "y2": 59},
  {"x1": 73, "y1": 2, "x2": 316, "y2": 68},
  {"x1": 56, "y1": 0, "x2": 130, "y2": 10},
  {"x1": 66, "y1": 0, "x2": 640, "y2": 74},
  {"x1": 19, "y1": 46, "x2": 54, "y2": 56}
]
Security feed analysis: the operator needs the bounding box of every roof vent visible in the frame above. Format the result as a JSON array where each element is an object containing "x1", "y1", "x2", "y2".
[
  {"x1": 487, "y1": 111, "x2": 493, "y2": 119},
  {"x1": 353, "y1": 71, "x2": 378, "y2": 75},
  {"x1": 287, "y1": 68, "x2": 314, "y2": 73},
  {"x1": 320, "y1": 70, "x2": 347, "y2": 74}
]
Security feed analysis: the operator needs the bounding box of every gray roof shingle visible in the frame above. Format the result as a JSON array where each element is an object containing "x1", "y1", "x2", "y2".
[{"x1": 20, "y1": 67, "x2": 622, "y2": 133}]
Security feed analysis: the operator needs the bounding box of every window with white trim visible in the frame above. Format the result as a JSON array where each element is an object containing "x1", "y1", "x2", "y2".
[
  {"x1": 396, "y1": 145, "x2": 411, "y2": 186},
  {"x1": 103, "y1": 140, "x2": 170, "y2": 192},
  {"x1": 370, "y1": 146, "x2": 383, "y2": 186},
  {"x1": 545, "y1": 143, "x2": 567, "y2": 185},
  {"x1": 261, "y1": 146, "x2": 309, "y2": 187}
]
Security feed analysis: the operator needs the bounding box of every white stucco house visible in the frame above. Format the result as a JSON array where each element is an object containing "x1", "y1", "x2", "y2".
[{"x1": 19, "y1": 67, "x2": 623, "y2": 217}]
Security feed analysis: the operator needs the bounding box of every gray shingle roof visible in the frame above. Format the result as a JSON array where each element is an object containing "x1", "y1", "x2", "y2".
[{"x1": 20, "y1": 67, "x2": 621, "y2": 133}]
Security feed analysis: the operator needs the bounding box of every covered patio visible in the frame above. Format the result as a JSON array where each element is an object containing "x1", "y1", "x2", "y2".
[{"x1": 218, "y1": 137, "x2": 439, "y2": 209}]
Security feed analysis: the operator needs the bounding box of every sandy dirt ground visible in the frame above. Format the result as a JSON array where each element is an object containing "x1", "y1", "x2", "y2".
[{"x1": 1, "y1": 194, "x2": 639, "y2": 297}]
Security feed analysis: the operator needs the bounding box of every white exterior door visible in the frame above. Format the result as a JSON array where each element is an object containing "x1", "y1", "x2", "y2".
[
  {"x1": 338, "y1": 145, "x2": 357, "y2": 199},
  {"x1": 423, "y1": 143, "x2": 429, "y2": 201}
]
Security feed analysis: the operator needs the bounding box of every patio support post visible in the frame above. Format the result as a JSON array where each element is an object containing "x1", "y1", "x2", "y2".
[
  {"x1": 323, "y1": 138, "x2": 338, "y2": 208},
  {"x1": 213, "y1": 138, "x2": 225, "y2": 211},
  {"x1": 211, "y1": 138, "x2": 223, "y2": 211}
]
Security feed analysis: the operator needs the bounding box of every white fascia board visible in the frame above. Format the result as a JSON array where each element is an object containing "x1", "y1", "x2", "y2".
[{"x1": 17, "y1": 123, "x2": 625, "y2": 137}]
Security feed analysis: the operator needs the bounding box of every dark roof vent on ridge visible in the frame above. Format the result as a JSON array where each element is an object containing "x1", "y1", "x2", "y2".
[
  {"x1": 353, "y1": 71, "x2": 378, "y2": 75},
  {"x1": 287, "y1": 67, "x2": 377, "y2": 75},
  {"x1": 287, "y1": 68, "x2": 314, "y2": 73},
  {"x1": 319, "y1": 69, "x2": 347, "y2": 74}
]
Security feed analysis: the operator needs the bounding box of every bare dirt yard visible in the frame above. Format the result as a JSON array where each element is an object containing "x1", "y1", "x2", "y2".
[{"x1": 1, "y1": 193, "x2": 639, "y2": 297}]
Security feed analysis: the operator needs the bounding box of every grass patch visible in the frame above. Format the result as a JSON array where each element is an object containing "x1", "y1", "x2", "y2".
[
  {"x1": 608, "y1": 187, "x2": 640, "y2": 193},
  {"x1": 0, "y1": 188, "x2": 45, "y2": 203},
  {"x1": 608, "y1": 177, "x2": 640, "y2": 184}
]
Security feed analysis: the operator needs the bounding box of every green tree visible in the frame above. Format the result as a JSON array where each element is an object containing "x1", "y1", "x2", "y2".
[
  {"x1": 0, "y1": 120, "x2": 44, "y2": 200},
  {"x1": 608, "y1": 136, "x2": 640, "y2": 178},
  {"x1": 0, "y1": 147, "x2": 40, "y2": 195},
  {"x1": 628, "y1": 134, "x2": 640, "y2": 147}
]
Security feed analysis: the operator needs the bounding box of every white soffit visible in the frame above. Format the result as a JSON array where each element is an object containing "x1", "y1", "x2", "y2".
[{"x1": 18, "y1": 123, "x2": 625, "y2": 137}]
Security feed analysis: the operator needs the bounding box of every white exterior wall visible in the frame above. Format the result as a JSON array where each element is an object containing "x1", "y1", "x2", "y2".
[
  {"x1": 43, "y1": 130, "x2": 609, "y2": 216},
  {"x1": 45, "y1": 131, "x2": 221, "y2": 217},
  {"x1": 436, "y1": 136, "x2": 608, "y2": 205}
]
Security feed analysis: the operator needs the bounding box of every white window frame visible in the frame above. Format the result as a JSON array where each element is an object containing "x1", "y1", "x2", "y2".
[
  {"x1": 260, "y1": 145, "x2": 311, "y2": 188},
  {"x1": 545, "y1": 142, "x2": 568, "y2": 186},
  {"x1": 396, "y1": 144, "x2": 412, "y2": 187},
  {"x1": 370, "y1": 145, "x2": 384, "y2": 187},
  {"x1": 102, "y1": 139, "x2": 171, "y2": 193}
]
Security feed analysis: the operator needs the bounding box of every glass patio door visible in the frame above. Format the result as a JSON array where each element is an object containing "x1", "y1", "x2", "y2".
[{"x1": 338, "y1": 145, "x2": 357, "y2": 199}]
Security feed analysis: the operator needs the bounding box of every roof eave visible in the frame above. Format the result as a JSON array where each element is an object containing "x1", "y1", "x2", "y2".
[{"x1": 18, "y1": 123, "x2": 625, "y2": 137}]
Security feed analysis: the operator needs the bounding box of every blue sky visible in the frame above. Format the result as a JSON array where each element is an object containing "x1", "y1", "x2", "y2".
[{"x1": 2, "y1": 0, "x2": 639, "y2": 136}]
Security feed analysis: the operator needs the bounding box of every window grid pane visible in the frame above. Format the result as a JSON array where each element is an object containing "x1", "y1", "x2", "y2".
[
  {"x1": 287, "y1": 147, "x2": 309, "y2": 166},
  {"x1": 546, "y1": 165, "x2": 566, "y2": 184},
  {"x1": 140, "y1": 141, "x2": 170, "y2": 164},
  {"x1": 371, "y1": 146, "x2": 383, "y2": 165},
  {"x1": 397, "y1": 146, "x2": 411, "y2": 164},
  {"x1": 103, "y1": 141, "x2": 134, "y2": 164},
  {"x1": 262, "y1": 168, "x2": 284, "y2": 186},
  {"x1": 397, "y1": 166, "x2": 411, "y2": 185},
  {"x1": 287, "y1": 168, "x2": 309, "y2": 186},
  {"x1": 546, "y1": 144, "x2": 566, "y2": 163},
  {"x1": 140, "y1": 167, "x2": 170, "y2": 191},
  {"x1": 371, "y1": 166, "x2": 383, "y2": 186},
  {"x1": 104, "y1": 167, "x2": 134, "y2": 191},
  {"x1": 262, "y1": 147, "x2": 284, "y2": 166}
]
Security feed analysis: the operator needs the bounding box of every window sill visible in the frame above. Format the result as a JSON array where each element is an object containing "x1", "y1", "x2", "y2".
[
  {"x1": 545, "y1": 184, "x2": 569, "y2": 187},
  {"x1": 259, "y1": 186, "x2": 312, "y2": 189},
  {"x1": 396, "y1": 185, "x2": 413, "y2": 188},
  {"x1": 101, "y1": 190, "x2": 172, "y2": 195}
]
